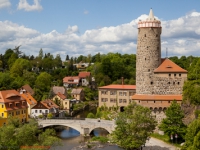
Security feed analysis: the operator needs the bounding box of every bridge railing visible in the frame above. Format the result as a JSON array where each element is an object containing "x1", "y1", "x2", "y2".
[{"x1": 43, "y1": 117, "x2": 86, "y2": 120}]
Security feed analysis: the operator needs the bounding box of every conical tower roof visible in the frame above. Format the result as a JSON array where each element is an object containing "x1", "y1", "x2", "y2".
[{"x1": 147, "y1": 8, "x2": 155, "y2": 21}]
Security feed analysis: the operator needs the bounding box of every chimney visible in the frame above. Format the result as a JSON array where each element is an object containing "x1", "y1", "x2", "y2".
[{"x1": 121, "y1": 77, "x2": 124, "y2": 85}]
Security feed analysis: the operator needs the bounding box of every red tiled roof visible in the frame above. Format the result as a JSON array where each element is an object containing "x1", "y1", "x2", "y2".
[
  {"x1": 154, "y1": 58, "x2": 187, "y2": 73},
  {"x1": 99, "y1": 84, "x2": 136, "y2": 90},
  {"x1": 21, "y1": 93, "x2": 37, "y2": 105},
  {"x1": 52, "y1": 86, "x2": 66, "y2": 95},
  {"x1": 132, "y1": 94, "x2": 182, "y2": 101},
  {"x1": 63, "y1": 76, "x2": 80, "y2": 83},
  {"x1": 57, "y1": 92, "x2": 66, "y2": 100},
  {"x1": 0, "y1": 90, "x2": 25, "y2": 103},
  {"x1": 41, "y1": 99, "x2": 59, "y2": 109},
  {"x1": 78, "y1": 72, "x2": 91, "y2": 78}
]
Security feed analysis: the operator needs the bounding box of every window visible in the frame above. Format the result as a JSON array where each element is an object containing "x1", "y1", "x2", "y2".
[
  {"x1": 123, "y1": 99, "x2": 127, "y2": 103},
  {"x1": 65, "y1": 102, "x2": 67, "y2": 104},
  {"x1": 174, "y1": 74, "x2": 176, "y2": 77},
  {"x1": 168, "y1": 82, "x2": 170, "y2": 84},
  {"x1": 35, "y1": 110, "x2": 38, "y2": 113},
  {"x1": 2, "y1": 113, "x2": 4, "y2": 117},
  {"x1": 110, "y1": 98, "x2": 116, "y2": 103},
  {"x1": 2, "y1": 105, "x2": 4, "y2": 108},
  {"x1": 151, "y1": 81, "x2": 153, "y2": 85},
  {"x1": 22, "y1": 110, "x2": 23, "y2": 114},
  {"x1": 169, "y1": 74, "x2": 171, "y2": 77},
  {"x1": 101, "y1": 98, "x2": 108, "y2": 102},
  {"x1": 101, "y1": 91, "x2": 107, "y2": 95},
  {"x1": 119, "y1": 99, "x2": 122, "y2": 103},
  {"x1": 40, "y1": 110, "x2": 42, "y2": 113},
  {"x1": 173, "y1": 82, "x2": 175, "y2": 85},
  {"x1": 24, "y1": 110, "x2": 26, "y2": 113},
  {"x1": 12, "y1": 112, "x2": 14, "y2": 116},
  {"x1": 179, "y1": 74, "x2": 181, "y2": 77},
  {"x1": 110, "y1": 91, "x2": 116, "y2": 95},
  {"x1": 178, "y1": 82, "x2": 180, "y2": 85},
  {"x1": 144, "y1": 34, "x2": 146, "y2": 37},
  {"x1": 139, "y1": 100, "x2": 140, "y2": 103},
  {"x1": 168, "y1": 101, "x2": 170, "y2": 103},
  {"x1": 45, "y1": 110, "x2": 48, "y2": 113},
  {"x1": 154, "y1": 101, "x2": 155, "y2": 103}
]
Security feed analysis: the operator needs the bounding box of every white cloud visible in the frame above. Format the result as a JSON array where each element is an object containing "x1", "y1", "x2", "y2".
[
  {"x1": 0, "y1": 0, "x2": 11, "y2": 9},
  {"x1": 17, "y1": 0, "x2": 42, "y2": 12},
  {"x1": 1, "y1": 11, "x2": 200, "y2": 59}
]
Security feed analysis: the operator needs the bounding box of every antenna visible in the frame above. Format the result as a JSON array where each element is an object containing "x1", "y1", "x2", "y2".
[{"x1": 166, "y1": 48, "x2": 168, "y2": 58}]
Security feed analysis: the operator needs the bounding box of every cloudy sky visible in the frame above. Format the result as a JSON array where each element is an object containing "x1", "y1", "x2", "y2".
[{"x1": 0, "y1": 0, "x2": 200, "y2": 60}]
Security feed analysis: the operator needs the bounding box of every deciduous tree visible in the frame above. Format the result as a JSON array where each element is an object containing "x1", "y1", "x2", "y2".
[{"x1": 111, "y1": 103, "x2": 156, "y2": 149}]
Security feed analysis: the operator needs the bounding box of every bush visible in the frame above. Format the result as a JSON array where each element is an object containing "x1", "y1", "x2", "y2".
[
  {"x1": 87, "y1": 112, "x2": 95, "y2": 118},
  {"x1": 38, "y1": 115, "x2": 43, "y2": 119},
  {"x1": 47, "y1": 113, "x2": 53, "y2": 119}
]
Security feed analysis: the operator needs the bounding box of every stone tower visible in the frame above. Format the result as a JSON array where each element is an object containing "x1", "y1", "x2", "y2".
[{"x1": 136, "y1": 9, "x2": 162, "y2": 94}]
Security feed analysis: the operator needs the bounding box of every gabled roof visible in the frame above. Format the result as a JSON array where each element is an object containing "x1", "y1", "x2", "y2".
[
  {"x1": 132, "y1": 94, "x2": 182, "y2": 101},
  {"x1": 79, "y1": 72, "x2": 91, "y2": 78},
  {"x1": 52, "y1": 86, "x2": 66, "y2": 95},
  {"x1": 21, "y1": 84, "x2": 35, "y2": 95},
  {"x1": 63, "y1": 76, "x2": 80, "y2": 83},
  {"x1": 0, "y1": 90, "x2": 25, "y2": 103},
  {"x1": 99, "y1": 84, "x2": 136, "y2": 90},
  {"x1": 21, "y1": 93, "x2": 37, "y2": 105},
  {"x1": 56, "y1": 92, "x2": 66, "y2": 100},
  {"x1": 71, "y1": 88, "x2": 83, "y2": 94},
  {"x1": 154, "y1": 58, "x2": 187, "y2": 73},
  {"x1": 41, "y1": 99, "x2": 59, "y2": 109}
]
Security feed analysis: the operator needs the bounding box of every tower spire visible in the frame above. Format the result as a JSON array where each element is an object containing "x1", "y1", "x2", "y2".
[{"x1": 147, "y1": 8, "x2": 155, "y2": 21}]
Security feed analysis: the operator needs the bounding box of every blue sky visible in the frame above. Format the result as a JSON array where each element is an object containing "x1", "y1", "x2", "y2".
[{"x1": 0, "y1": 0, "x2": 200, "y2": 60}]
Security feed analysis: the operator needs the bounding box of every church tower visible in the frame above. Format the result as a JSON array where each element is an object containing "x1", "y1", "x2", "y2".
[{"x1": 136, "y1": 9, "x2": 162, "y2": 94}]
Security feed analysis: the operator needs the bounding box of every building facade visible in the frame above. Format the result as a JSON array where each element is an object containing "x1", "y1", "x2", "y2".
[
  {"x1": 0, "y1": 90, "x2": 28, "y2": 126},
  {"x1": 98, "y1": 85, "x2": 136, "y2": 111}
]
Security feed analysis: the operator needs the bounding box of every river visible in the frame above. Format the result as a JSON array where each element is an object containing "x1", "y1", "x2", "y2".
[{"x1": 51, "y1": 106, "x2": 124, "y2": 150}]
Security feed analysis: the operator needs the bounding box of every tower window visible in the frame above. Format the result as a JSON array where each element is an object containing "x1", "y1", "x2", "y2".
[
  {"x1": 173, "y1": 82, "x2": 175, "y2": 85},
  {"x1": 144, "y1": 34, "x2": 146, "y2": 37},
  {"x1": 178, "y1": 82, "x2": 180, "y2": 85},
  {"x1": 151, "y1": 81, "x2": 153, "y2": 85},
  {"x1": 145, "y1": 58, "x2": 146, "y2": 60},
  {"x1": 156, "y1": 34, "x2": 158, "y2": 37},
  {"x1": 148, "y1": 69, "x2": 150, "y2": 72},
  {"x1": 168, "y1": 82, "x2": 170, "y2": 84}
]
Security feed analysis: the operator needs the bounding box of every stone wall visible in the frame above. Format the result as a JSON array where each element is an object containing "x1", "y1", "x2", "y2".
[{"x1": 136, "y1": 27, "x2": 161, "y2": 94}]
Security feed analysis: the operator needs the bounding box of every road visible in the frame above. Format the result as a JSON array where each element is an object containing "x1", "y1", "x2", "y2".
[{"x1": 143, "y1": 137, "x2": 179, "y2": 150}]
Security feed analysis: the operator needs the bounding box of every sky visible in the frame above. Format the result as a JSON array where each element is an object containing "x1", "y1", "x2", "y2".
[{"x1": 0, "y1": 0, "x2": 200, "y2": 60}]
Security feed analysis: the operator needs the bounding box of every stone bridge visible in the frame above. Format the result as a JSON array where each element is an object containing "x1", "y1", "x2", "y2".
[{"x1": 38, "y1": 118, "x2": 116, "y2": 135}]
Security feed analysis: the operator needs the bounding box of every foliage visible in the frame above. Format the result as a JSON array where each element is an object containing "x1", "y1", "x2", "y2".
[
  {"x1": 47, "y1": 113, "x2": 53, "y2": 119},
  {"x1": 91, "y1": 136, "x2": 109, "y2": 144},
  {"x1": 111, "y1": 103, "x2": 156, "y2": 149},
  {"x1": 35, "y1": 72, "x2": 52, "y2": 92},
  {"x1": 159, "y1": 101, "x2": 186, "y2": 141},
  {"x1": 87, "y1": 112, "x2": 95, "y2": 118},
  {"x1": 84, "y1": 87, "x2": 98, "y2": 101},
  {"x1": 181, "y1": 117, "x2": 200, "y2": 150},
  {"x1": 0, "y1": 118, "x2": 61, "y2": 150}
]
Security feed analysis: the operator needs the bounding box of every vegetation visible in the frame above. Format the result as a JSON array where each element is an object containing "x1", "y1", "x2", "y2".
[
  {"x1": 0, "y1": 117, "x2": 61, "y2": 150},
  {"x1": 159, "y1": 101, "x2": 186, "y2": 142},
  {"x1": 111, "y1": 103, "x2": 157, "y2": 150},
  {"x1": 181, "y1": 116, "x2": 200, "y2": 150}
]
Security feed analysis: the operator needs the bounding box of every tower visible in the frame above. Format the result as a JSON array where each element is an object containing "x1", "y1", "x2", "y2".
[{"x1": 136, "y1": 9, "x2": 162, "y2": 94}]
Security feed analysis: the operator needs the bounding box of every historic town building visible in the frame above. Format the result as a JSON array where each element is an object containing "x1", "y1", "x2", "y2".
[{"x1": 132, "y1": 9, "x2": 187, "y2": 123}]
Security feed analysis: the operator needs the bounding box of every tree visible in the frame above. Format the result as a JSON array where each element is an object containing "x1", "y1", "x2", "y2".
[
  {"x1": 0, "y1": 117, "x2": 61, "y2": 150},
  {"x1": 182, "y1": 117, "x2": 200, "y2": 150},
  {"x1": 111, "y1": 103, "x2": 156, "y2": 149},
  {"x1": 10, "y1": 58, "x2": 31, "y2": 77},
  {"x1": 159, "y1": 101, "x2": 186, "y2": 141},
  {"x1": 35, "y1": 72, "x2": 52, "y2": 92}
]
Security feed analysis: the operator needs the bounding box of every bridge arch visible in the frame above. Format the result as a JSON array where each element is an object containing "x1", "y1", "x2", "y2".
[
  {"x1": 89, "y1": 126, "x2": 111, "y2": 134},
  {"x1": 41, "y1": 123, "x2": 82, "y2": 134}
]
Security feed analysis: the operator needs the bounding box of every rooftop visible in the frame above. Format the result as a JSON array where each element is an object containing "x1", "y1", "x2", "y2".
[{"x1": 99, "y1": 84, "x2": 136, "y2": 90}]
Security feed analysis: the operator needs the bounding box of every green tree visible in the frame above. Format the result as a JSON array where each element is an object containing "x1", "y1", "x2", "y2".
[
  {"x1": 87, "y1": 112, "x2": 95, "y2": 118},
  {"x1": 10, "y1": 58, "x2": 31, "y2": 77},
  {"x1": 111, "y1": 103, "x2": 156, "y2": 149},
  {"x1": 35, "y1": 72, "x2": 52, "y2": 92},
  {"x1": 159, "y1": 101, "x2": 186, "y2": 141},
  {"x1": 182, "y1": 117, "x2": 200, "y2": 150}
]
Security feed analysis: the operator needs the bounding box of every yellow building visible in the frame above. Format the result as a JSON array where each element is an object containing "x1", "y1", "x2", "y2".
[{"x1": 0, "y1": 90, "x2": 28, "y2": 126}]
